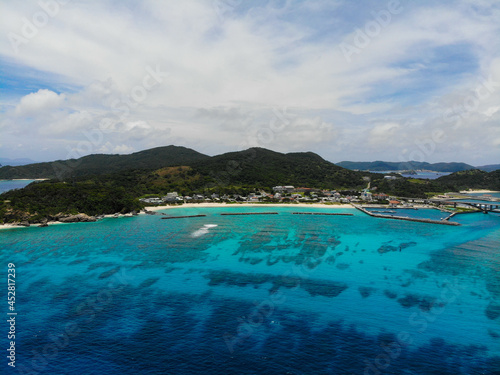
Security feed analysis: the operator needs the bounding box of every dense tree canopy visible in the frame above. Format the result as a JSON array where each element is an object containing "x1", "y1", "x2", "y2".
[{"x1": 1, "y1": 148, "x2": 498, "y2": 224}]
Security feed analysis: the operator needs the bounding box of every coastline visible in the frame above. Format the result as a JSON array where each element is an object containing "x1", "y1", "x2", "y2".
[
  {"x1": 145, "y1": 202, "x2": 354, "y2": 211},
  {"x1": 0, "y1": 178, "x2": 48, "y2": 181},
  {"x1": 0, "y1": 221, "x2": 66, "y2": 230},
  {"x1": 459, "y1": 189, "x2": 500, "y2": 194},
  {"x1": 0, "y1": 202, "x2": 354, "y2": 230}
]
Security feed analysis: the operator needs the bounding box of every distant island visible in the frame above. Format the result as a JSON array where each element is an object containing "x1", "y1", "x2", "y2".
[
  {"x1": 1, "y1": 146, "x2": 499, "y2": 226},
  {"x1": 336, "y1": 160, "x2": 499, "y2": 173},
  {"x1": 0, "y1": 157, "x2": 38, "y2": 167}
]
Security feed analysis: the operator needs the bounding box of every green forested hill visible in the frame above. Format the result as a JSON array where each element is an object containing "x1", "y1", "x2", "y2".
[
  {"x1": 0, "y1": 145, "x2": 209, "y2": 179},
  {"x1": 476, "y1": 164, "x2": 500, "y2": 172},
  {"x1": 2, "y1": 146, "x2": 497, "y2": 224},
  {"x1": 0, "y1": 148, "x2": 373, "y2": 223},
  {"x1": 191, "y1": 148, "x2": 369, "y2": 190},
  {"x1": 0, "y1": 179, "x2": 142, "y2": 223},
  {"x1": 436, "y1": 169, "x2": 500, "y2": 190}
]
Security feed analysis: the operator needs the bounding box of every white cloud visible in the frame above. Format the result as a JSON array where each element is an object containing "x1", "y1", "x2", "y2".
[
  {"x1": 368, "y1": 122, "x2": 401, "y2": 146},
  {"x1": 97, "y1": 142, "x2": 135, "y2": 154},
  {"x1": 15, "y1": 89, "x2": 66, "y2": 116},
  {"x1": 40, "y1": 111, "x2": 92, "y2": 135},
  {"x1": 1, "y1": 0, "x2": 500, "y2": 164}
]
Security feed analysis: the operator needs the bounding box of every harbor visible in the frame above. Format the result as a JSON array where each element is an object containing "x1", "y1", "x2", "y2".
[{"x1": 351, "y1": 204, "x2": 461, "y2": 226}]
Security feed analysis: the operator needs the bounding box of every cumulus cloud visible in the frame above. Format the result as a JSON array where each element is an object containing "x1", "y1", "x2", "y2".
[{"x1": 15, "y1": 89, "x2": 66, "y2": 116}]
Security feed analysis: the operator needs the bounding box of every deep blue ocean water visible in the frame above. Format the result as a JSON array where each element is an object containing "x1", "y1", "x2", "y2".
[
  {"x1": 0, "y1": 180, "x2": 37, "y2": 194},
  {"x1": 1, "y1": 206, "x2": 499, "y2": 374}
]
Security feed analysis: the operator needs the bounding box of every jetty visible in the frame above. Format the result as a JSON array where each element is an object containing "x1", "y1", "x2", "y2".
[
  {"x1": 220, "y1": 212, "x2": 278, "y2": 216},
  {"x1": 292, "y1": 212, "x2": 353, "y2": 216},
  {"x1": 161, "y1": 214, "x2": 207, "y2": 219},
  {"x1": 351, "y1": 204, "x2": 460, "y2": 226}
]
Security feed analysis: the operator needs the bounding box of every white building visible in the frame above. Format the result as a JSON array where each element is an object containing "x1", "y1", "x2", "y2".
[
  {"x1": 361, "y1": 190, "x2": 373, "y2": 201},
  {"x1": 163, "y1": 192, "x2": 179, "y2": 202},
  {"x1": 140, "y1": 197, "x2": 163, "y2": 204},
  {"x1": 273, "y1": 186, "x2": 295, "y2": 193}
]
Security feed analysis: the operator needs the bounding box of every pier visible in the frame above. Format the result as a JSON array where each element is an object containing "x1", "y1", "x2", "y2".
[{"x1": 351, "y1": 204, "x2": 461, "y2": 226}]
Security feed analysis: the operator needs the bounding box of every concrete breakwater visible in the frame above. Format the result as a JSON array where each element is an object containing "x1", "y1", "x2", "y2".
[
  {"x1": 292, "y1": 212, "x2": 353, "y2": 216},
  {"x1": 443, "y1": 209, "x2": 482, "y2": 221},
  {"x1": 352, "y1": 204, "x2": 461, "y2": 226},
  {"x1": 161, "y1": 215, "x2": 207, "y2": 219},
  {"x1": 220, "y1": 212, "x2": 279, "y2": 216}
]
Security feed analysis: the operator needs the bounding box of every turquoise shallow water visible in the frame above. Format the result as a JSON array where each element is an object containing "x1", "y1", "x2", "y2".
[
  {"x1": 363, "y1": 207, "x2": 450, "y2": 220},
  {"x1": 1, "y1": 206, "x2": 499, "y2": 374}
]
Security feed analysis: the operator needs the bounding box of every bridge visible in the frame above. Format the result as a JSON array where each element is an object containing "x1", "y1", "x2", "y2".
[
  {"x1": 442, "y1": 201, "x2": 500, "y2": 213},
  {"x1": 459, "y1": 202, "x2": 500, "y2": 213}
]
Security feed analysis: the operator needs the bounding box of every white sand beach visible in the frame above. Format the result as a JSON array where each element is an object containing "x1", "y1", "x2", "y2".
[
  {"x1": 459, "y1": 189, "x2": 500, "y2": 194},
  {"x1": 145, "y1": 202, "x2": 354, "y2": 211}
]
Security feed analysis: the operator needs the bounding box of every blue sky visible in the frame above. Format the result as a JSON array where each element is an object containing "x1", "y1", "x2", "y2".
[{"x1": 0, "y1": 0, "x2": 499, "y2": 165}]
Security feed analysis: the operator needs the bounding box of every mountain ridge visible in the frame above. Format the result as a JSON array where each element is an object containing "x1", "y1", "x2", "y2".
[
  {"x1": 0, "y1": 145, "x2": 209, "y2": 179},
  {"x1": 2, "y1": 145, "x2": 498, "y2": 179},
  {"x1": 476, "y1": 164, "x2": 500, "y2": 173},
  {"x1": 0, "y1": 146, "x2": 368, "y2": 189},
  {"x1": 189, "y1": 147, "x2": 367, "y2": 189}
]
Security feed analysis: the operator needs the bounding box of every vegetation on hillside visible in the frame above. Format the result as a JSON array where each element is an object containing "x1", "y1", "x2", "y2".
[
  {"x1": 435, "y1": 169, "x2": 500, "y2": 191},
  {"x1": 190, "y1": 148, "x2": 370, "y2": 190},
  {"x1": 1, "y1": 146, "x2": 497, "y2": 224},
  {"x1": 0, "y1": 145, "x2": 209, "y2": 179},
  {"x1": 372, "y1": 178, "x2": 457, "y2": 198},
  {"x1": 475, "y1": 164, "x2": 500, "y2": 173},
  {"x1": 0, "y1": 179, "x2": 142, "y2": 224}
]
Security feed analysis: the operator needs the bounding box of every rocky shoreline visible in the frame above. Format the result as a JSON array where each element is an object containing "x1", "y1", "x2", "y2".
[
  {"x1": 1, "y1": 210, "x2": 141, "y2": 228},
  {"x1": 0, "y1": 203, "x2": 352, "y2": 229}
]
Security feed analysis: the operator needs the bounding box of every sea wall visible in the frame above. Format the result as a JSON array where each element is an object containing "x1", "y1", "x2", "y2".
[{"x1": 352, "y1": 204, "x2": 461, "y2": 226}]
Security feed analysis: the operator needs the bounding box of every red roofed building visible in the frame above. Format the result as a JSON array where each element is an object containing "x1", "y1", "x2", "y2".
[{"x1": 389, "y1": 200, "x2": 400, "y2": 207}]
